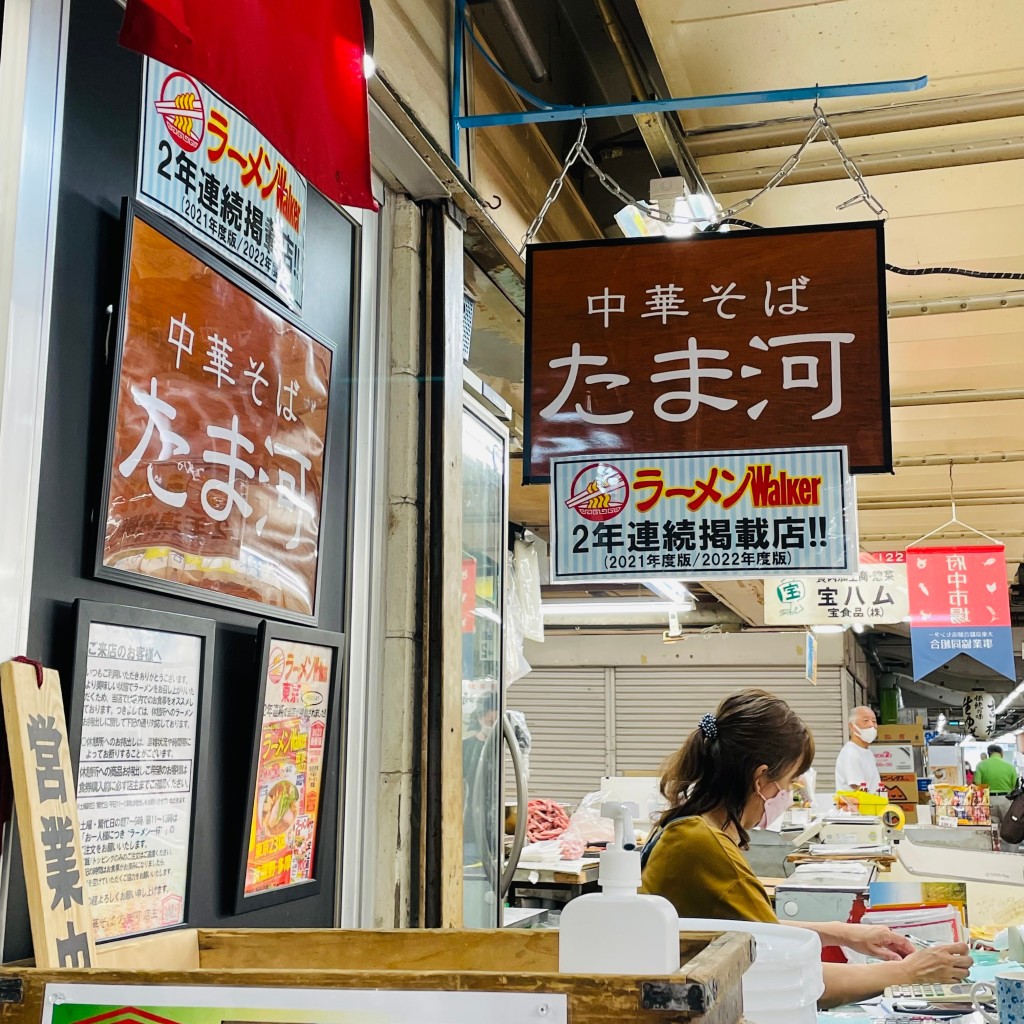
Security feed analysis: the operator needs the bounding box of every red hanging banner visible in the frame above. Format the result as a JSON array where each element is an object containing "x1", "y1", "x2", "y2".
[
  {"x1": 120, "y1": 0, "x2": 378, "y2": 212},
  {"x1": 906, "y1": 545, "x2": 1015, "y2": 681}
]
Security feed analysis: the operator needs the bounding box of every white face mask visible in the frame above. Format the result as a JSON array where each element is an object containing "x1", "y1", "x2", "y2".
[{"x1": 854, "y1": 725, "x2": 877, "y2": 744}]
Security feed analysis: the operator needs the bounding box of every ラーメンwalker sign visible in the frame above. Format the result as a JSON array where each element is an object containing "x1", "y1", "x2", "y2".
[
  {"x1": 98, "y1": 208, "x2": 334, "y2": 622},
  {"x1": 139, "y1": 60, "x2": 307, "y2": 310},
  {"x1": 525, "y1": 223, "x2": 890, "y2": 483},
  {"x1": 549, "y1": 446, "x2": 857, "y2": 584}
]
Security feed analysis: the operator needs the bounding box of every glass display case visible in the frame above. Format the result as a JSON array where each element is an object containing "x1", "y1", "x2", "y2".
[{"x1": 460, "y1": 393, "x2": 510, "y2": 928}]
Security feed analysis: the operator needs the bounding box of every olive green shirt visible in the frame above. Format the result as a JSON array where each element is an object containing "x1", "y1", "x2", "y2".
[{"x1": 640, "y1": 816, "x2": 776, "y2": 923}]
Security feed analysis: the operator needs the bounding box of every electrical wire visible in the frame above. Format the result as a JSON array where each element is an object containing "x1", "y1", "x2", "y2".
[
  {"x1": 885, "y1": 265, "x2": 1024, "y2": 281},
  {"x1": 714, "y1": 219, "x2": 1024, "y2": 280}
]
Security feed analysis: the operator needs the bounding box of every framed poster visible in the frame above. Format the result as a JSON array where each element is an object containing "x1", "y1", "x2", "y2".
[
  {"x1": 236, "y1": 621, "x2": 343, "y2": 913},
  {"x1": 525, "y1": 221, "x2": 890, "y2": 482},
  {"x1": 68, "y1": 601, "x2": 215, "y2": 942},
  {"x1": 96, "y1": 202, "x2": 335, "y2": 623}
]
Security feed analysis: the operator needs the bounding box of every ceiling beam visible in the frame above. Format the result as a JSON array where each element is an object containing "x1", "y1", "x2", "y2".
[
  {"x1": 893, "y1": 451, "x2": 1024, "y2": 468},
  {"x1": 888, "y1": 293, "x2": 1024, "y2": 318},
  {"x1": 892, "y1": 388, "x2": 1024, "y2": 408},
  {"x1": 592, "y1": 0, "x2": 710, "y2": 194},
  {"x1": 897, "y1": 676, "x2": 970, "y2": 707},
  {"x1": 698, "y1": 579, "x2": 765, "y2": 627},
  {"x1": 705, "y1": 136, "x2": 1024, "y2": 191},
  {"x1": 686, "y1": 89, "x2": 1024, "y2": 157}
]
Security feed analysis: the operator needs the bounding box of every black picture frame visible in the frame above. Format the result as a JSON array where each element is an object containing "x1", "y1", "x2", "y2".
[
  {"x1": 68, "y1": 599, "x2": 216, "y2": 942},
  {"x1": 235, "y1": 619, "x2": 344, "y2": 914},
  {"x1": 94, "y1": 199, "x2": 337, "y2": 625}
]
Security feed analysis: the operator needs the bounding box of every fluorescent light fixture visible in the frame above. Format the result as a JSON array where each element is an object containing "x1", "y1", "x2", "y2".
[
  {"x1": 852, "y1": 622, "x2": 865, "y2": 634},
  {"x1": 663, "y1": 197, "x2": 696, "y2": 238},
  {"x1": 811, "y1": 624, "x2": 845, "y2": 634},
  {"x1": 643, "y1": 580, "x2": 693, "y2": 604},
  {"x1": 542, "y1": 600, "x2": 694, "y2": 617},
  {"x1": 997, "y1": 681, "x2": 1024, "y2": 715},
  {"x1": 936, "y1": 713, "x2": 947, "y2": 733}
]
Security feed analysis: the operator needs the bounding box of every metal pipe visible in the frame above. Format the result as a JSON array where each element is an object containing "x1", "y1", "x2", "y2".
[
  {"x1": 888, "y1": 292, "x2": 1024, "y2": 317},
  {"x1": 862, "y1": 530, "x2": 1024, "y2": 541},
  {"x1": 705, "y1": 136, "x2": 1024, "y2": 192},
  {"x1": 592, "y1": 0, "x2": 708, "y2": 192},
  {"x1": 489, "y1": 0, "x2": 547, "y2": 82},
  {"x1": 893, "y1": 451, "x2": 1024, "y2": 468},
  {"x1": 456, "y1": 75, "x2": 928, "y2": 129},
  {"x1": 686, "y1": 89, "x2": 1024, "y2": 157},
  {"x1": 892, "y1": 388, "x2": 1024, "y2": 408},
  {"x1": 860, "y1": 496, "x2": 1024, "y2": 510}
]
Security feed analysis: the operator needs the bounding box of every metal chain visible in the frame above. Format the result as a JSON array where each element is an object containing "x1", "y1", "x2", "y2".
[
  {"x1": 518, "y1": 103, "x2": 887, "y2": 251},
  {"x1": 717, "y1": 117, "x2": 823, "y2": 220},
  {"x1": 518, "y1": 114, "x2": 589, "y2": 255},
  {"x1": 814, "y1": 102, "x2": 888, "y2": 217}
]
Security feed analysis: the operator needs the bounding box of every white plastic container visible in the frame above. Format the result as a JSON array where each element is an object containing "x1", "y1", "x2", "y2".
[
  {"x1": 558, "y1": 803, "x2": 681, "y2": 976},
  {"x1": 677, "y1": 917, "x2": 823, "y2": 1024}
]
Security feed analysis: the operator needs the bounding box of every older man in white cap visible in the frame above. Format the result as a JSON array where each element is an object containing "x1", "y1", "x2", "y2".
[{"x1": 835, "y1": 706, "x2": 881, "y2": 794}]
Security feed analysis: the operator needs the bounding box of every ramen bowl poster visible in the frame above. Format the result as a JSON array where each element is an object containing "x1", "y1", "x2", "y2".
[{"x1": 244, "y1": 639, "x2": 331, "y2": 896}]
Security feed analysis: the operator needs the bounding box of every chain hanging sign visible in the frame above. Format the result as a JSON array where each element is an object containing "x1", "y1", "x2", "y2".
[
  {"x1": 525, "y1": 223, "x2": 890, "y2": 483},
  {"x1": 549, "y1": 445, "x2": 857, "y2": 584}
]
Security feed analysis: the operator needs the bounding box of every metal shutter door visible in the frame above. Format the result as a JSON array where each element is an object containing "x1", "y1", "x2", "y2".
[
  {"x1": 613, "y1": 667, "x2": 845, "y2": 794},
  {"x1": 505, "y1": 668, "x2": 609, "y2": 808}
]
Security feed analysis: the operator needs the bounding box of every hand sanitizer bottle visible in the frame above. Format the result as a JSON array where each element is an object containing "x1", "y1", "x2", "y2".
[{"x1": 558, "y1": 802, "x2": 681, "y2": 975}]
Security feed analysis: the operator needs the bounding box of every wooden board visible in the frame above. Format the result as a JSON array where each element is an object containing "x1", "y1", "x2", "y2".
[
  {"x1": 0, "y1": 930, "x2": 753, "y2": 1024},
  {"x1": 0, "y1": 660, "x2": 96, "y2": 968},
  {"x1": 194, "y1": 927, "x2": 735, "y2": 973}
]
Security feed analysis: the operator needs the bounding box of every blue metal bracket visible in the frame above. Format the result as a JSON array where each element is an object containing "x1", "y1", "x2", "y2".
[{"x1": 450, "y1": 0, "x2": 927, "y2": 166}]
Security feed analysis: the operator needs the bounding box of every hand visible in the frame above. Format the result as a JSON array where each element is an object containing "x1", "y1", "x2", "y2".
[
  {"x1": 896, "y1": 943, "x2": 973, "y2": 985},
  {"x1": 837, "y1": 923, "x2": 917, "y2": 961}
]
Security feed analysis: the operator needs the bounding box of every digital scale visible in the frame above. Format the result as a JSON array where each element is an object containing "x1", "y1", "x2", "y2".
[{"x1": 775, "y1": 860, "x2": 876, "y2": 922}]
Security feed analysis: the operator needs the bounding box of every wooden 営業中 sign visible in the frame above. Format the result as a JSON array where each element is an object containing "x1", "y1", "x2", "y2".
[
  {"x1": 1, "y1": 660, "x2": 96, "y2": 967},
  {"x1": 525, "y1": 222, "x2": 890, "y2": 482}
]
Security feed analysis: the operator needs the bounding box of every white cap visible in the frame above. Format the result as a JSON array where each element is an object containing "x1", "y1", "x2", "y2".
[{"x1": 599, "y1": 802, "x2": 641, "y2": 891}]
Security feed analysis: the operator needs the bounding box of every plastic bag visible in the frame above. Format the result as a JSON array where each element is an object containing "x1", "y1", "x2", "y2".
[
  {"x1": 564, "y1": 790, "x2": 616, "y2": 844},
  {"x1": 504, "y1": 552, "x2": 532, "y2": 686},
  {"x1": 514, "y1": 537, "x2": 544, "y2": 643}
]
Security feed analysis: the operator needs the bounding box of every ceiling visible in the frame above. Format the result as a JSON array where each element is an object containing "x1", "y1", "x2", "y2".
[{"x1": 466, "y1": 0, "x2": 1024, "y2": 715}]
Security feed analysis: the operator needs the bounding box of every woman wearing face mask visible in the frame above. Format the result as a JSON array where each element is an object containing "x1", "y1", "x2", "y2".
[{"x1": 640, "y1": 690, "x2": 972, "y2": 1008}]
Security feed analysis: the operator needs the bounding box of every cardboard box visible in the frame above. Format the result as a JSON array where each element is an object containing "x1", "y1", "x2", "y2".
[
  {"x1": 899, "y1": 804, "x2": 918, "y2": 825},
  {"x1": 872, "y1": 744, "x2": 915, "y2": 774},
  {"x1": 880, "y1": 773, "x2": 918, "y2": 805},
  {"x1": 877, "y1": 723, "x2": 926, "y2": 746}
]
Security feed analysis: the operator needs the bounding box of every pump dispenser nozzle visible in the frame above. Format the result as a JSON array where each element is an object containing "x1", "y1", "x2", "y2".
[
  {"x1": 597, "y1": 802, "x2": 641, "y2": 892},
  {"x1": 601, "y1": 802, "x2": 636, "y2": 850}
]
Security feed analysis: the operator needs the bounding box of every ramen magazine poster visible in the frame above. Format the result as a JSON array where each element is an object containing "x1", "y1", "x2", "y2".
[{"x1": 244, "y1": 639, "x2": 331, "y2": 894}]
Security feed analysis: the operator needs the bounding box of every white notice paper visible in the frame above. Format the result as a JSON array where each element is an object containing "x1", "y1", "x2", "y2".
[{"x1": 78, "y1": 623, "x2": 201, "y2": 940}]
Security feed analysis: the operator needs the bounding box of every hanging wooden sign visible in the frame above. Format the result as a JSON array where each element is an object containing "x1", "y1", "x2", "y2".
[
  {"x1": 1, "y1": 660, "x2": 96, "y2": 967},
  {"x1": 525, "y1": 222, "x2": 890, "y2": 482}
]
